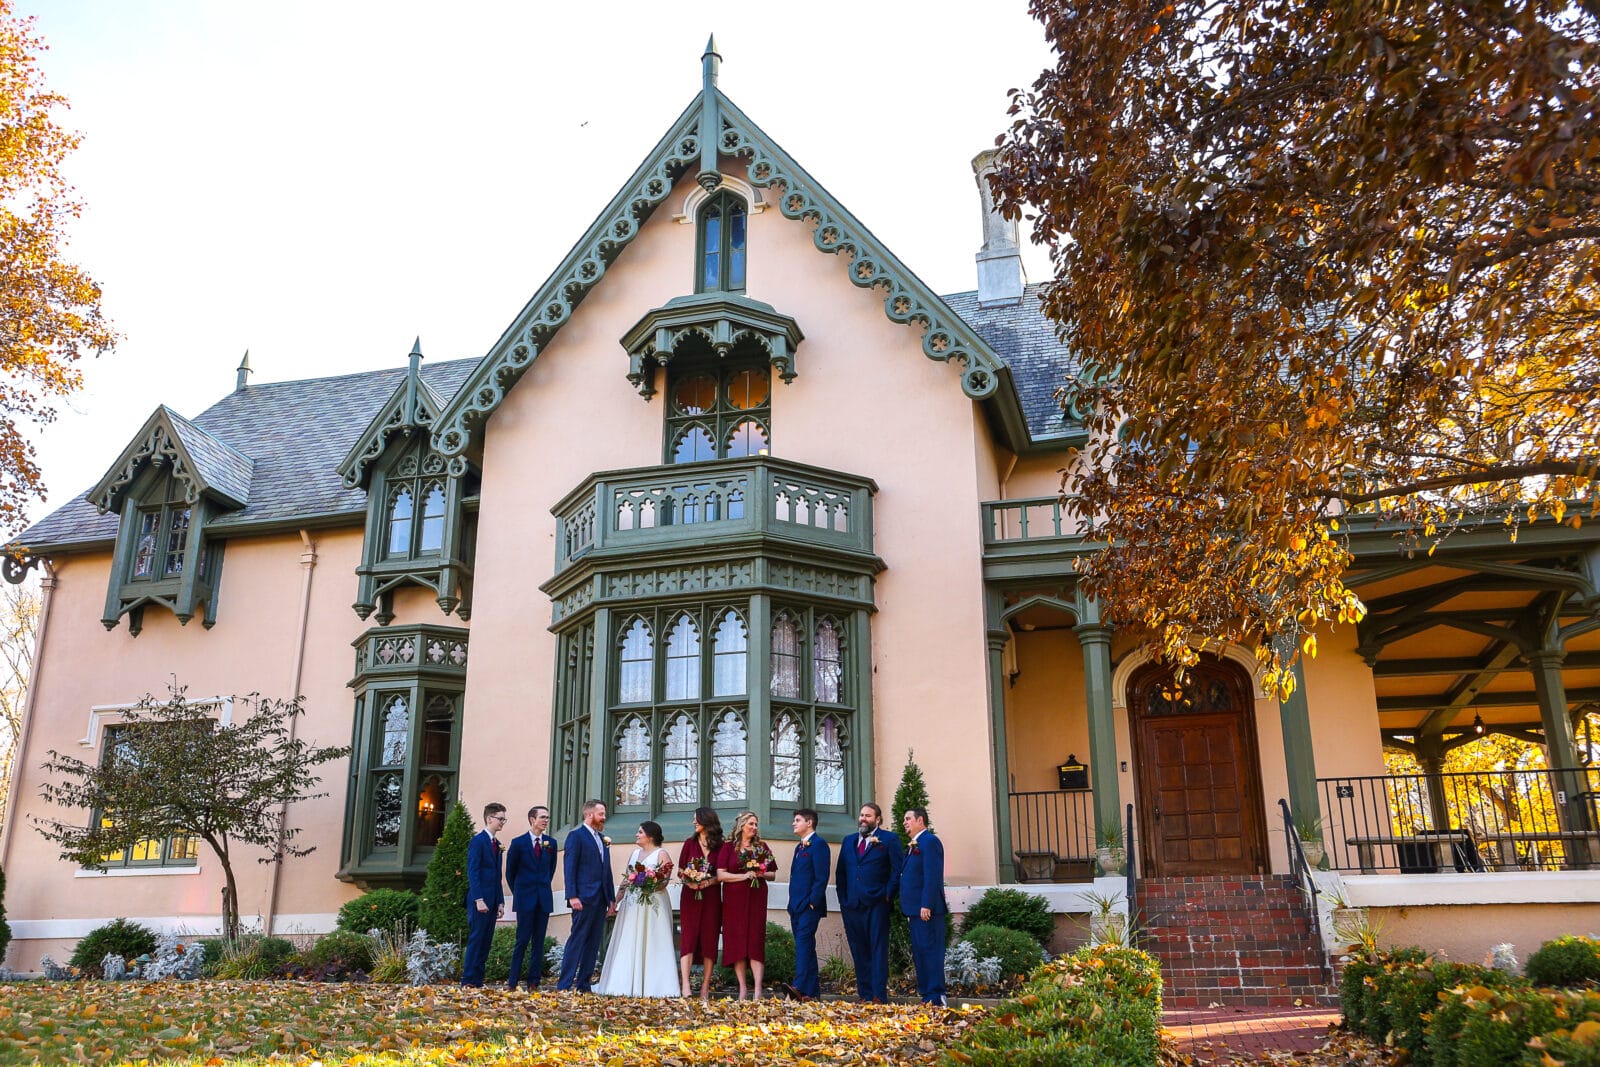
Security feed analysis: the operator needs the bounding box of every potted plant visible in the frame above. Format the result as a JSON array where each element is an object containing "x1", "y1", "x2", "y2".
[
  {"x1": 1295, "y1": 812, "x2": 1327, "y2": 868},
  {"x1": 1325, "y1": 886, "x2": 1372, "y2": 951},
  {"x1": 1095, "y1": 823, "x2": 1126, "y2": 876},
  {"x1": 1081, "y1": 890, "x2": 1132, "y2": 948}
]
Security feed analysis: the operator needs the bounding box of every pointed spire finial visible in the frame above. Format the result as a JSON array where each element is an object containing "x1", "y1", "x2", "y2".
[
  {"x1": 235, "y1": 349, "x2": 251, "y2": 392},
  {"x1": 702, "y1": 34, "x2": 720, "y2": 83},
  {"x1": 697, "y1": 34, "x2": 724, "y2": 193},
  {"x1": 404, "y1": 337, "x2": 423, "y2": 426}
]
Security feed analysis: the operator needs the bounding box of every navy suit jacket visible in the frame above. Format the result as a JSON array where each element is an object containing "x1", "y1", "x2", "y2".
[
  {"x1": 788, "y1": 835, "x2": 831, "y2": 916},
  {"x1": 835, "y1": 827, "x2": 903, "y2": 910},
  {"x1": 562, "y1": 825, "x2": 615, "y2": 906},
  {"x1": 899, "y1": 830, "x2": 946, "y2": 916},
  {"x1": 505, "y1": 831, "x2": 557, "y2": 913},
  {"x1": 466, "y1": 830, "x2": 505, "y2": 909}
]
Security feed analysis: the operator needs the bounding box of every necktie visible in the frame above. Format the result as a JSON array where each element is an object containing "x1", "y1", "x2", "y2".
[
  {"x1": 533, "y1": 838, "x2": 540, "y2": 857},
  {"x1": 858, "y1": 836, "x2": 867, "y2": 857}
]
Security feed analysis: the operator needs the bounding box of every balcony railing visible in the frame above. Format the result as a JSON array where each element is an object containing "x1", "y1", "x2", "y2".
[
  {"x1": 1008, "y1": 788, "x2": 1096, "y2": 882},
  {"x1": 1318, "y1": 767, "x2": 1600, "y2": 874},
  {"x1": 982, "y1": 496, "x2": 1080, "y2": 547},
  {"x1": 552, "y1": 457, "x2": 876, "y2": 574}
]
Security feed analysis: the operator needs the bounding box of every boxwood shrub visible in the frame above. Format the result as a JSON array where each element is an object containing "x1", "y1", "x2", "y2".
[
  {"x1": 960, "y1": 924, "x2": 1046, "y2": 981},
  {"x1": 336, "y1": 889, "x2": 420, "y2": 937},
  {"x1": 1527, "y1": 935, "x2": 1600, "y2": 989},
  {"x1": 69, "y1": 918, "x2": 159, "y2": 977},
  {"x1": 959, "y1": 888, "x2": 1055, "y2": 946}
]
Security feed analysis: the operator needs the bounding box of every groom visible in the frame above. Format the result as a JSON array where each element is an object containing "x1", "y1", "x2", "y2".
[
  {"x1": 556, "y1": 798, "x2": 615, "y2": 992},
  {"x1": 836, "y1": 801, "x2": 902, "y2": 1003}
]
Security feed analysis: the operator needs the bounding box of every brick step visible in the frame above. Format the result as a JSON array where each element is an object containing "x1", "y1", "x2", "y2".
[{"x1": 1163, "y1": 988, "x2": 1341, "y2": 1010}]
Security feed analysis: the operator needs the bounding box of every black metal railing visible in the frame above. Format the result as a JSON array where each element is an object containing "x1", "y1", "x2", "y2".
[
  {"x1": 1007, "y1": 789, "x2": 1095, "y2": 883},
  {"x1": 1124, "y1": 802, "x2": 1137, "y2": 945},
  {"x1": 1280, "y1": 798, "x2": 1330, "y2": 982},
  {"x1": 1318, "y1": 767, "x2": 1600, "y2": 874}
]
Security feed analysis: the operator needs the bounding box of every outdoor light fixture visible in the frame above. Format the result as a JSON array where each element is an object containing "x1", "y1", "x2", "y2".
[{"x1": 1473, "y1": 713, "x2": 1486, "y2": 736}]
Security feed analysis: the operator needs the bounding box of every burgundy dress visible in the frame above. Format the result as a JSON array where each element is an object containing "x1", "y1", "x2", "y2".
[
  {"x1": 719, "y1": 840, "x2": 778, "y2": 965},
  {"x1": 677, "y1": 837, "x2": 722, "y2": 962}
]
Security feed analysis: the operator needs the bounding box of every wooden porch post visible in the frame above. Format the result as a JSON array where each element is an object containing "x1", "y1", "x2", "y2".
[
  {"x1": 1413, "y1": 734, "x2": 1454, "y2": 833},
  {"x1": 985, "y1": 604, "x2": 1016, "y2": 884},
  {"x1": 1279, "y1": 650, "x2": 1324, "y2": 832},
  {"x1": 1074, "y1": 595, "x2": 1122, "y2": 846}
]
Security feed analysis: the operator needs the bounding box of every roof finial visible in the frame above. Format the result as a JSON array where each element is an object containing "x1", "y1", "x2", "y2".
[
  {"x1": 697, "y1": 34, "x2": 723, "y2": 193},
  {"x1": 235, "y1": 349, "x2": 251, "y2": 392},
  {"x1": 405, "y1": 337, "x2": 423, "y2": 426}
]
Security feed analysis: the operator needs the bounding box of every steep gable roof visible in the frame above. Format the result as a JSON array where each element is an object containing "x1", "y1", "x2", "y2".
[
  {"x1": 15, "y1": 358, "x2": 478, "y2": 552},
  {"x1": 431, "y1": 49, "x2": 1050, "y2": 461},
  {"x1": 89, "y1": 405, "x2": 255, "y2": 514},
  {"x1": 337, "y1": 340, "x2": 452, "y2": 490}
]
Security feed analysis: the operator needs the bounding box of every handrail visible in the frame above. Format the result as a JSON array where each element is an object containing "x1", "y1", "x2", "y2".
[
  {"x1": 1125, "y1": 802, "x2": 1137, "y2": 947},
  {"x1": 1280, "y1": 798, "x2": 1331, "y2": 983}
]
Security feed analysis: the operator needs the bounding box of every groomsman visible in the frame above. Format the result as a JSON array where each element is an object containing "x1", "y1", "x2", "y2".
[
  {"x1": 505, "y1": 805, "x2": 557, "y2": 990},
  {"x1": 900, "y1": 806, "x2": 947, "y2": 1006},
  {"x1": 461, "y1": 802, "x2": 508, "y2": 987},
  {"x1": 787, "y1": 808, "x2": 830, "y2": 1000},
  {"x1": 835, "y1": 802, "x2": 903, "y2": 1003},
  {"x1": 556, "y1": 799, "x2": 616, "y2": 992}
]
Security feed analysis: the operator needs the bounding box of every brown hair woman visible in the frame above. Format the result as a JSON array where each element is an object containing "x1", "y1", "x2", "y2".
[
  {"x1": 716, "y1": 809, "x2": 777, "y2": 1000},
  {"x1": 677, "y1": 807, "x2": 725, "y2": 999}
]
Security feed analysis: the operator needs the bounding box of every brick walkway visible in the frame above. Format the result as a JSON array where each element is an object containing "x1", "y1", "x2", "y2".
[{"x1": 1164, "y1": 1006, "x2": 1341, "y2": 1063}]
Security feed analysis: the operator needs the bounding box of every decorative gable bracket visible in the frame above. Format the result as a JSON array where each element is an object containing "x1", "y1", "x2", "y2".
[
  {"x1": 89, "y1": 406, "x2": 252, "y2": 516},
  {"x1": 620, "y1": 292, "x2": 803, "y2": 400}
]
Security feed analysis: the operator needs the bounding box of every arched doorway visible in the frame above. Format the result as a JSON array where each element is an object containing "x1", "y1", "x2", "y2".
[{"x1": 1129, "y1": 655, "x2": 1268, "y2": 877}]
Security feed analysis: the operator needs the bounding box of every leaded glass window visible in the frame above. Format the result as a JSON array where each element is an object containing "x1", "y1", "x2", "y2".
[
  {"x1": 713, "y1": 610, "x2": 748, "y2": 696},
  {"x1": 814, "y1": 619, "x2": 843, "y2": 703},
  {"x1": 133, "y1": 512, "x2": 159, "y2": 577},
  {"x1": 698, "y1": 190, "x2": 747, "y2": 293},
  {"x1": 771, "y1": 612, "x2": 801, "y2": 698},
  {"x1": 665, "y1": 614, "x2": 701, "y2": 701},
  {"x1": 387, "y1": 488, "x2": 414, "y2": 558},
  {"x1": 665, "y1": 360, "x2": 771, "y2": 465},
  {"x1": 815, "y1": 715, "x2": 845, "y2": 806},
  {"x1": 615, "y1": 717, "x2": 651, "y2": 808},
  {"x1": 619, "y1": 619, "x2": 654, "y2": 703},
  {"x1": 771, "y1": 714, "x2": 802, "y2": 803},
  {"x1": 418, "y1": 483, "x2": 446, "y2": 553},
  {"x1": 711, "y1": 711, "x2": 747, "y2": 802},
  {"x1": 663, "y1": 714, "x2": 699, "y2": 805}
]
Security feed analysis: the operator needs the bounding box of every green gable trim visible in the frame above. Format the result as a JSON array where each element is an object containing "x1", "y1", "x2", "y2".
[
  {"x1": 89, "y1": 406, "x2": 253, "y2": 515},
  {"x1": 338, "y1": 359, "x2": 448, "y2": 490},
  {"x1": 432, "y1": 79, "x2": 1038, "y2": 462}
]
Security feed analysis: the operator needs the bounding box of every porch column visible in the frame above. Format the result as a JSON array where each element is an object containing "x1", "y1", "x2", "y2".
[
  {"x1": 1527, "y1": 646, "x2": 1594, "y2": 863},
  {"x1": 1074, "y1": 607, "x2": 1122, "y2": 844},
  {"x1": 985, "y1": 603, "x2": 1016, "y2": 883},
  {"x1": 1277, "y1": 647, "x2": 1323, "y2": 833},
  {"x1": 1413, "y1": 734, "x2": 1454, "y2": 833}
]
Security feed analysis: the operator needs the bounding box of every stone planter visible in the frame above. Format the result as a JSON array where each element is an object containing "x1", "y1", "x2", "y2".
[
  {"x1": 1300, "y1": 838, "x2": 1327, "y2": 868},
  {"x1": 1096, "y1": 846, "x2": 1126, "y2": 876},
  {"x1": 1330, "y1": 905, "x2": 1369, "y2": 944},
  {"x1": 1089, "y1": 910, "x2": 1128, "y2": 946}
]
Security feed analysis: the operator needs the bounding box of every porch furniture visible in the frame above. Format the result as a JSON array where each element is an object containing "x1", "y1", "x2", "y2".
[
  {"x1": 1013, "y1": 850, "x2": 1056, "y2": 883},
  {"x1": 1486, "y1": 830, "x2": 1600, "y2": 871},
  {"x1": 1345, "y1": 830, "x2": 1475, "y2": 874}
]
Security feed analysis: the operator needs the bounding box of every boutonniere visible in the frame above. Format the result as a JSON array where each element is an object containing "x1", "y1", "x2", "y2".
[
  {"x1": 909, "y1": 844, "x2": 921, "y2": 856},
  {"x1": 796, "y1": 842, "x2": 809, "y2": 854},
  {"x1": 602, "y1": 836, "x2": 612, "y2": 846},
  {"x1": 863, "y1": 836, "x2": 881, "y2": 849},
  {"x1": 493, "y1": 839, "x2": 504, "y2": 853}
]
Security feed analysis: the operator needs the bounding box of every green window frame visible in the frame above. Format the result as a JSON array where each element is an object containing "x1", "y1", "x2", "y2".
[
  {"x1": 355, "y1": 685, "x2": 462, "y2": 864},
  {"x1": 607, "y1": 604, "x2": 752, "y2": 816},
  {"x1": 381, "y1": 445, "x2": 450, "y2": 561},
  {"x1": 768, "y1": 605, "x2": 855, "y2": 813},
  {"x1": 696, "y1": 189, "x2": 747, "y2": 293},
  {"x1": 94, "y1": 724, "x2": 199, "y2": 869},
  {"x1": 664, "y1": 360, "x2": 772, "y2": 465}
]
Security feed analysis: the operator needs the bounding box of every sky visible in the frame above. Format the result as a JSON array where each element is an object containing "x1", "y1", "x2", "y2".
[{"x1": 11, "y1": 1, "x2": 1058, "y2": 531}]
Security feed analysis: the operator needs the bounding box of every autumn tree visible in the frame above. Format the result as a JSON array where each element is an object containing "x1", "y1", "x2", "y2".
[
  {"x1": 0, "y1": 2, "x2": 116, "y2": 535},
  {"x1": 33, "y1": 687, "x2": 347, "y2": 941},
  {"x1": 990, "y1": 0, "x2": 1600, "y2": 690},
  {"x1": 0, "y1": 579, "x2": 38, "y2": 829}
]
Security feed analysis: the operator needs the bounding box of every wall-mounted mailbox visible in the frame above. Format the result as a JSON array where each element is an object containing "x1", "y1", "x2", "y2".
[{"x1": 1057, "y1": 755, "x2": 1088, "y2": 791}]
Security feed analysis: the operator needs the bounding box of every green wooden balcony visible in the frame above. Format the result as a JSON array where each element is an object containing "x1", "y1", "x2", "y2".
[
  {"x1": 552, "y1": 456, "x2": 877, "y2": 576},
  {"x1": 982, "y1": 496, "x2": 1093, "y2": 580}
]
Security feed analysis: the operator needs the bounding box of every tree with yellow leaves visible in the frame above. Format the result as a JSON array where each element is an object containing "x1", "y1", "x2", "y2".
[
  {"x1": 0, "y1": 2, "x2": 115, "y2": 537},
  {"x1": 989, "y1": 0, "x2": 1599, "y2": 689}
]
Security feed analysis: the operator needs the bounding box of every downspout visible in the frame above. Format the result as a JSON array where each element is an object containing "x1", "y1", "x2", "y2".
[
  {"x1": 0, "y1": 562, "x2": 57, "y2": 905},
  {"x1": 262, "y1": 531, "x2": 316, "y2": 936}
]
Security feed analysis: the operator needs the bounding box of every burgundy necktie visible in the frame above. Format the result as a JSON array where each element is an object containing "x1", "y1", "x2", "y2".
[
  {"x1": 534, "y1": 838, "x2": 540, "y2": 857},
  {"x1": 858, "y1": 836, "x2": 867, "y2": 857}
]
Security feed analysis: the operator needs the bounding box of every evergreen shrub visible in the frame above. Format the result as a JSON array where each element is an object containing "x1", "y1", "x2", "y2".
[
  {"x1": 1527, "y1": 934, "x2": 1600, "y2": 988},
  {"x1": 336, "y1": 889, "x2": 420, "y2": 936},
  {"x1": 764, "y1": 921, "x2": 796, "y2": 984},
  {"x1": 418, "y1": 802, "x2": 474, "y2": 947},
  {"x1": 69, "y1": 918, "x2": 158, "y2": 977},
  {"x1": 960, "y1": 888, "x2": 1054, "y2": 945},
  {"x1": 213, "y1": 935, "x2": 296, "y2": 980},
  {"x1": 301, "y1": 929, "x2": 376, "y2": 977},
  {"x1": 960, "y1": 924, "x2": 1045, "y2": 980}
]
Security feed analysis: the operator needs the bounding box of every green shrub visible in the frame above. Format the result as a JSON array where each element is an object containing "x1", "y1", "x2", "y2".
[
  {"x1": 960, "y1": 888, "x2": 1054, "y2": 946},
  {"x1": 944, "y1": 944, "x2": 1162, "y2": 1067},
  {"x1": 212, "y1": 935, "x2": 296, "y2": 980},
  {"x1": 1451, "y1": 986, "x2": 1561, "y2": 1067},
  {"x1": 764, "y1": 922, "x2": 796, "y2": 984},
  {"x1": 418, "y1": 802, "x2": 474, "y2": 947},
  {"x1": 483, "y1": 925, "x2": 517, "y2": 983},
  {"x1": 69, "y1": 918, "x2": 158, "y2": 977},
  {"x1": 1425, "y1": 970, "x2": 1530, "y2": 1067},
  {"x1": 336, "y1": 889, "x2": 420, "y2": 936},
  {"x1": 961, "y1": 924, "x2": 1046, "y2": 981},
  {"x1": 1338, "y1": 945, "x2": 1427, "y2": 1040},
  {"x1": 303, "y1": 929, "x2": 376, "y2": 976},
  {"x1": 1528, "y1": 988, "x2": 1600, "y2": 1066},
  {"x1": 1527, "y1": 935, "x2": 1600, "y2": 989},
  {"x1": 1378, "y1": 960, "x2": 1499, "y2": 1062}
]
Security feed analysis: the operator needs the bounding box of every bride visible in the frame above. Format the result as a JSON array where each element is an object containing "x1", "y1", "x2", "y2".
[{"x1": 595, "y1": 820, "x2": 680, "y2": 997}]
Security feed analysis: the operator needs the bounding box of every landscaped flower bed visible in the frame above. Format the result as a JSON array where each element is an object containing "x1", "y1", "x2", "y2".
[{"x1": 0, "y1": 981, "x2": 970, "y2": 1066}]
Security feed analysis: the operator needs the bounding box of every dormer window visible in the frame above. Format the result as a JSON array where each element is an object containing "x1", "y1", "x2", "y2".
[
  {"x1": 384, "y1": 479, "x2": 447, "y2": 560},
  {"x1": 698, "y1": 191, "x2": 747, "y2": 293},
  {"x1": 132, "y1": 500, "x2": 192, "y2": 579},
  {"x1": 665, "y1": 359, "x2": 771, "y2": 464},
  {"x1": 356, "y1": 439, "x2": 477, "y2": 624}
]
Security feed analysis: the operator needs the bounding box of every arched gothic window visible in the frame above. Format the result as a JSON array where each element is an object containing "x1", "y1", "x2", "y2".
[
  {"x1": 814, "y1": 619, "x2": 843, "y2": 703},
  {"x1": 386, "y1": 488, "x2": 414, "y2": 558},
  {"x1": 712, "y1": 610, "x2": 748, "y2": 696},
  {"x1": 771, "y1": 714, "x2": 802, "y2": 803},
  {"x1": 619, "y1": 619, "x2": 654, "y2": 703},
  {"x1": 665, "y1": 614, "x2": 701, "y2": 701},
  {"x1": 615, "y1": 717, "x2": 651, "y2": 808},
  {"x1": 418, "y1": 483, "x2": 446, "y2": 553},
  {"x1": 698, "y1": 190, "x2": 747, "y2": 292},
  {"x1": 771, "y1": 612, "x2": 801, "y2": 698}
]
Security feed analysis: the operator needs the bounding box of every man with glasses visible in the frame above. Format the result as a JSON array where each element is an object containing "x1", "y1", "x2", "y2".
[{"x1": 462, "y1": 802, "x2": 508, "y2": 987}]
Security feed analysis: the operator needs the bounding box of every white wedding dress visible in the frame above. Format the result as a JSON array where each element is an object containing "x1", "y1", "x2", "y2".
[{"x1": 595, "y1": 846, "x2": 680, "y2": 997}]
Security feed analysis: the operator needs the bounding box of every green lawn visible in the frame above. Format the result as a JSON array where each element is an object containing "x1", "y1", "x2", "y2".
[{"x1": 0, "y1": 981, "x2": 967, "y2": 1065}]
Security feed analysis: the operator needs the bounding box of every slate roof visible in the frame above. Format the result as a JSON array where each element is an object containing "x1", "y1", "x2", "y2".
[
  {"x1": 17, "y1": 285, "x2": 1078, "y2": 553},
  {"x1": 16, "y1": 358, "x2": 479, "y2": 551},
  {"x1": 942, "y1": 282, "x2": 1079, "y2": 439}
]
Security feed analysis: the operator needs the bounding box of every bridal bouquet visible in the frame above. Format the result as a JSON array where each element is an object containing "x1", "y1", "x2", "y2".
[
  {"x1": 623, "y1": 854, "x2": 674, "y2": 903},
  {"x1": 736, "y1": 842, "x2": 774, "y2": 886},
  {"x1": 679, "y1": 856, "x2": 714, "y2": 901}
]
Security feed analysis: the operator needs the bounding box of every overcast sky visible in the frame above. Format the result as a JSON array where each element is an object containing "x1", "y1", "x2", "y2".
[{"x1": 13, "y1": 1, "x2": 1057, "y2": 530}]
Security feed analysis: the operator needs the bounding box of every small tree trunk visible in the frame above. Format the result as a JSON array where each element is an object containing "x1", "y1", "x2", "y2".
[{"x1": 218, "y1": 852, "x2": 240, "y2": 942}]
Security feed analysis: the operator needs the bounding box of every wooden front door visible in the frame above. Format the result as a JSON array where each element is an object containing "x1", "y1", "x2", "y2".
[{"x1": 1130, "y1": 658, "x2": 1268, "y2": 877}]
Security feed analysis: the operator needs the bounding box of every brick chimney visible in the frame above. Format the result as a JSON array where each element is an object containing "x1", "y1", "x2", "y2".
[{"x1": 972, "y1": 149, "x2": 1026, "y2": 307}]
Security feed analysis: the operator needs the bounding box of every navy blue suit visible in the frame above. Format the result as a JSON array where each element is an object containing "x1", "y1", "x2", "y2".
[
  {"x1": 461, "y1": 830, "x2": 504, "y2": 986},
  {"x1": 899, "y1": 829, "x2": 947, "y2": 1005},
  {"x1": 787, "y1": 834, "x2": 831, "y2": 997},
  {"x1": 835, "y1": 827, "x2": 903, "y2": 1002},
  {"x1": 555, "y1": 824, "x2": 614, "y2": 991},
  {"x1": 504, "y1": 830, "x2": 557, "y2": 989}
]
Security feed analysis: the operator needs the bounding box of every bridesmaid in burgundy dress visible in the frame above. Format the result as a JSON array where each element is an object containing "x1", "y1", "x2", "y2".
[
  {"x1": 717, "y1": 810, "x2": 777, "y2": 1000},
  {"x1": 677, "y1": 807, "x2": 725, "y2": 1000}
]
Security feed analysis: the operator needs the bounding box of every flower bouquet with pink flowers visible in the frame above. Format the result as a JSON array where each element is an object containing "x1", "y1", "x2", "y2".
[
  {"x1": 735, "y1": 842, "x2": 775, "y2": 886},
  {"x1": 622, "y1": 854, "x2": 674, "y2": 903},
  {"x1": 679, "y1": 856, "x2": 714, "y2": 901}
]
